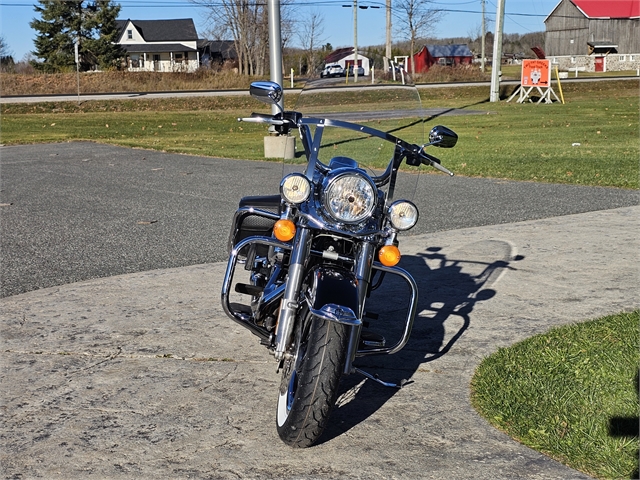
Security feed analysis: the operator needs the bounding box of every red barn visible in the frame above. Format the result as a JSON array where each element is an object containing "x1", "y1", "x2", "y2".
[
  {"x1": 544, "y1": 0, "x2": 640, "y2": 72},
  {"x1": 410, "y1": 44, "x2": 474, "y2": 73}
]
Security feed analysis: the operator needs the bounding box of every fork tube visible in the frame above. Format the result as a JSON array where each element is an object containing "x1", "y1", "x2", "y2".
[
  {"x1": 274, "y1": 226, "x2": 312, "y2": 360},
  {"x1": 344, "y1": 241, "x2": 375, "y2": 374},
  {"x1": 355, "y1": 242, "x2": 375, "y2": 314}
]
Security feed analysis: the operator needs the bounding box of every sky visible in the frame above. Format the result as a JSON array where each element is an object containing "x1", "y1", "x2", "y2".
[{"x1": 0, "y1": 0, "x2": 559, "y2": 61}]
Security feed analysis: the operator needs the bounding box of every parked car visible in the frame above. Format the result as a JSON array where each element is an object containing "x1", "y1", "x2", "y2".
[
  {"x1": 320, "y1": 64, "x2": 344, "y2": 78},
  {"x1": 347, "y1": 65, "x2": 365, "y2": 76}
]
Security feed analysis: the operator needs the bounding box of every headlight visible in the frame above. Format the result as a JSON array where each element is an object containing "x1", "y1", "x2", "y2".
[
  {"x1": 388, "y1": 200, "x2": 419, "y2": 230},
  {"x1": 280, "y1": 173, "x2": 311, "y2": 204},
  {"x1": 323, "y1": 172, "x2": 376, "y2": 223}
]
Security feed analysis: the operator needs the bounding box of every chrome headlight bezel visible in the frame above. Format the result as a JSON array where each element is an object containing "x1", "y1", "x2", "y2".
[
  {"x1": 280, "y1": 173, "x2": 311, "y2": 204},
  {"x1": 387, "y1": 200, "x2": 419, "y2": 231},
  {"x1": 321, "y1": 170, "x2": 377, "y2": 224}
]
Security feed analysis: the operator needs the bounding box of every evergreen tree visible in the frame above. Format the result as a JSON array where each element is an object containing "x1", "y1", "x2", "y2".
[
  {"x1": 85, "y1": 0, "x2": 123, "y2": 70},
  {"x1": 30, "y1": 0, "x2": 123, "y2": 72}
]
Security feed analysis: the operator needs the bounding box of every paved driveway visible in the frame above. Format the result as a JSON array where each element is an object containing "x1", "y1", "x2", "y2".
[{"x1": 1, "y1": 142, "x2": 638, "y2": 479}]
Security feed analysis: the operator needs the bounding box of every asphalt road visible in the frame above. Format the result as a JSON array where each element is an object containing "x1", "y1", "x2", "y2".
[
  {"x1": 1, "y1": 141, "x2": 638, "y2": 298},
  {"x1": 3, "y1": 76, "x2": 637, "y2": 104}
]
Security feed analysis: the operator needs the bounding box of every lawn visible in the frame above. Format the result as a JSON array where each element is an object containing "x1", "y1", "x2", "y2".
[
  {"x1": 471, "y1": 311, "x2": 639, "y2": 480},
  {"x1": 1, "y1": 79, "x2": 638, "y2": 189}
]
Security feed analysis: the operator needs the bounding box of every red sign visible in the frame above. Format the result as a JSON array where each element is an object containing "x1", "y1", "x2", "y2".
[{"x1": 521, "y1": 59, "x2": 551, "y2": 87}]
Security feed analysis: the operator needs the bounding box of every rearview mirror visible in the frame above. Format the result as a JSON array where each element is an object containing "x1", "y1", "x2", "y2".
[
  {"x1": 249, "y1": 81, "x2": 283, "y2": 106},
  {"x1": 428, "y1": 125, "x2": 458, "y2": 148}
]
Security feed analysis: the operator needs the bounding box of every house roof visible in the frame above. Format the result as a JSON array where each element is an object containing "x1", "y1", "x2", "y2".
[
  {"x1": 120, "y1": 43, "x2": 197, "y2": 53},
  {"x1": 324, "y1": 47, "x2": 355, "y2": 64},
  {"x1": 424, "y1": 44, "x2": 473, "y2": 58},
  {"x1": 199, "y1": 40, "x2": 237, "y2": 59},
  {"x1": 546, "y1": 0, "x2": 639, "y2": 21},
  {"x1": 116, "y1": 19, "x2": 198, "y2": 42}
]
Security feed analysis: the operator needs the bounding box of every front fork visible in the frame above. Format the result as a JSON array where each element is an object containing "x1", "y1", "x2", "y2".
[
  {"x1": 344, "y1": 242, "x2": 375, "y2": 374},
  {"x1": 273, "y1": 226, "x2": 312, "y2": 361},
  {"x1": 273, "y1": 225, "x2": 377, "y2": 369}
]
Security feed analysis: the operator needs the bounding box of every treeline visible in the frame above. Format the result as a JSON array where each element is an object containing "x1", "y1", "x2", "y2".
[
  {"x1": 284, "y1": 31, "x2": 545, "y2": 75},
  {"x1": 363, "y1": 31, "x2": 546, "y2": 63}
]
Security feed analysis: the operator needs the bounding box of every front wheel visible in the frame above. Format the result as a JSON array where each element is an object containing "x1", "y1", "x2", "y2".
[{"x1": 276, "y1": 309, "x2": 349, "y2": 447}]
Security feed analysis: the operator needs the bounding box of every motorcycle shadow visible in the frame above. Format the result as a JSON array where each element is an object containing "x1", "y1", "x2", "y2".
[{"x1": 318, "y1": 239, "x2": 523, "y2": 444}]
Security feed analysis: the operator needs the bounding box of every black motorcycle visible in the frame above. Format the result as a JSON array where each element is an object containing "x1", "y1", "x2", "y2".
[{"x1": 222, "y1": 78, "x2": 457, "y2": 447}]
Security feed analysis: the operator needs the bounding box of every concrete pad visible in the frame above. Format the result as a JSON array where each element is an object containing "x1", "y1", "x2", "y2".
[{"x1": 1, "y1": 206, "x2": 638, "y2": 479}]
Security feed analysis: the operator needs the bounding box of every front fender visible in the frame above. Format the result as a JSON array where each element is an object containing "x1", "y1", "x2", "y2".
[{"x1": 304, "y1": 265, "x2": 360, "y2": 326}]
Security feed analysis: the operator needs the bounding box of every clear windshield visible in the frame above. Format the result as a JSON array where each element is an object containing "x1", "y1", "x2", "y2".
[{"x1": 284, "y1": 73, "x2": 425, "y2": 203}]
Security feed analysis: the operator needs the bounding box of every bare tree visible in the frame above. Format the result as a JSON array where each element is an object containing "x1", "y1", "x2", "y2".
[
  {"x1": 197, "y1": 0, "x2": 294, "y2": 76},
  {"x1": 394, "y1": 0, "x2": 442, "y2": 73},
  {"x1": 197, "y1": 0, "x2": 263, "y2": 75},
  {"x1": 297, "y1": 10, "x2": 325, "y2": 75}
]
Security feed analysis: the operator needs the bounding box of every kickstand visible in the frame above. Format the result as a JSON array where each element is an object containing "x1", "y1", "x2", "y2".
[{"x1": 354, "y1": 368, "x2": 411, "y2": 389}]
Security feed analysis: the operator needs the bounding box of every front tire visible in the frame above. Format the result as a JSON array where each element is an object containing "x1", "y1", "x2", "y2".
[{"x1": 276, "y1": 309, "x2": 349, "y2": 447}]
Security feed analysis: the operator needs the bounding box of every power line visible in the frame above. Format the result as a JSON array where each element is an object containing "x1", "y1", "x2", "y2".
[{"x1": 0, "y1": 0, "x2": 561, "y2": 19}]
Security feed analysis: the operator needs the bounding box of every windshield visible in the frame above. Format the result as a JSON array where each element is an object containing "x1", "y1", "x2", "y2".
[{"x1": 284, "y1": 72, "x2": 425, "y2": 203}]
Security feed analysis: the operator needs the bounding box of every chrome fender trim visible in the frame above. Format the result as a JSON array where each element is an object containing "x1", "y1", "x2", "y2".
[{"x1": 309, "y1": 303, "x2": 361, "y2": 327}]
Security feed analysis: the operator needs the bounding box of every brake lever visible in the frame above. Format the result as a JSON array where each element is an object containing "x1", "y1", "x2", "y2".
[{"x1": 421, "y1": 151, "x2": 454, "y2": 176}]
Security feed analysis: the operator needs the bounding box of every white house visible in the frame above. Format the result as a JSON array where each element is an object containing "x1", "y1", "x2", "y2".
[
  {"x1": 324, "y1": 47, "x2": 371, "y2": 76},
  {"x1": 116, "y1": 19, "x2": 200, "y2": 72}
]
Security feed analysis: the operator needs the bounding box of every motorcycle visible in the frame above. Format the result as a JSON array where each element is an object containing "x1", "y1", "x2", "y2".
[{"x1": 221, "y1": 77, "x2": 458, "y2": 447}]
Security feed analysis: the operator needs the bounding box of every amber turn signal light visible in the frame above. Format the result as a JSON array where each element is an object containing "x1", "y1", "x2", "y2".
[
  {"x1": 378, "y1": 245, "x2": 401, "y2": 266},
  {"x1": 273, "y1": 219, "x2": 296, "y2": 241}
]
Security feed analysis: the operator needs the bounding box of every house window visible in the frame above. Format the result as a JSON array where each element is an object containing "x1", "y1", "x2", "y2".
[
  {"x1": 571, "y1": 56, "x2": 576, "y2": 63},
  {"x1": 570, "y1": 39, "x2": 574, "y2": 44},
  {"x1": 552, "y1": 57, "x2": 558, "y2": 64},
  {"x1": 619, "y1": 55, "x2": 626, "y2": 61},
  {"x1": 127, "y1": 29, "x2": 133, "y2": 40},
  {"x1": 631, "y1": 55, "x2": 636, "y2": 61},
  {"x1": 175, "y1": 53, "x2": 183, "y2": 63},
  {"x1": 153, "y1": 54, "x2": 160, "y2": 62}
]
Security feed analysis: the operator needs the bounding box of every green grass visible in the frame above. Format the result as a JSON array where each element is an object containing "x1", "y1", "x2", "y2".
[
  {"x1": 419, "y1": 82, "x2": 639, "y2": 189},
  {"x1": 1, "y1": 79, "x2": 638, "y2": 188},
  {"x1": 471, "y1": 310, "x2": 640, "y2": 479}
]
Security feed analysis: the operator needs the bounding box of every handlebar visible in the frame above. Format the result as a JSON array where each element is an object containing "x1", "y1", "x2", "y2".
[
  {"x1": 238, "y1": 111, "x2": 454, "y2": 177},
  {"x1": 238, "y1": 113, "x2": 290, "y2": 126}
]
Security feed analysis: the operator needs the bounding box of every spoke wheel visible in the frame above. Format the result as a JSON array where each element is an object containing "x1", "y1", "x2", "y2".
[{"x1": 276, "y1": 308, "x2": 349, "y2": 448}]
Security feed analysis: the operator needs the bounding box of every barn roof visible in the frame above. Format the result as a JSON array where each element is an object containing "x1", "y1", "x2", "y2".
[
  {"x1": 547, "y1": 0, "x2": 639, "y2": 20},
  {"x1": 573, "y1": 0, "x2": 639, "y2": 18},
  {"x1": 424, "y1": 44, "x2": 473, "y2": 58}
]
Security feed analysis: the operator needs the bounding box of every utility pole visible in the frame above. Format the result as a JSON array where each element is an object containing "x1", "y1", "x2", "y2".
[
  {"x1": 384, "y1": 0, "x2": 391, "y2": 72},
  {"x1": 75, "y1": 37, "x2": 80, "y2": 103},
  {"x1": 489, "y1": 0, "x2": 505, "y2": 102},
  {"x1": 268, "y1": 0, "x2": 284, "y2": 113},
  {"x1": 353, "y1": 0, "x2": 359, "y2": 82},
  {"x1": 480, "y1": 0, "x2": 485, "y2": 72}
]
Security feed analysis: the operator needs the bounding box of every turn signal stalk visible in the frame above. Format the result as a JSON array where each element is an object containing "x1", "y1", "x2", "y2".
[
  {"x1": 273, "y1": 219, "x2": 296, "y2": 241},
  {"x1": 378, "y1": 245, "x2": 401, "y2": 266}
]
